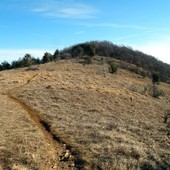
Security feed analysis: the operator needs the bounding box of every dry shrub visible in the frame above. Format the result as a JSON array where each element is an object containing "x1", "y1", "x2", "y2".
[
  {"x1": 114, "y1": 145, "x2": 142, "y2": 160},
  {"x1": 140, "y1": 161, "x2": 154, "y2": 170}
]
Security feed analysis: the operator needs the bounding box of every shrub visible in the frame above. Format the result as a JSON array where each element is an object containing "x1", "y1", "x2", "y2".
[
  {"x1": 153, "y1": 89, "x2": 164, "y2": 98},
  {"x1": 152, "y1": 72, "x2": 161, "y2": 97},
  {"x1": 60, "y1": 53, "x2": 71, "y2": 60},
  {"x1": 152, "y1": 72, "x2": 160, "y2": 85},
  {"x1": 109, "y1": 62, "x2": 118, "y2": 74},
  {"x1": 84, "y1": 56, "x2": 92, "y2": 64}
]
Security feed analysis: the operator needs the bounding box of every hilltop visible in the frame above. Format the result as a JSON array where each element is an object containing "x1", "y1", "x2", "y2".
[
  {"x1": 62, "y1": 41, "x2": 170, "y2": 82},
  {"x1": 0, "y1": 58, "x2": 170, "y2": 169},
  {"x1": 1, "y1": 41, "x2": 170, "y2": 83}
]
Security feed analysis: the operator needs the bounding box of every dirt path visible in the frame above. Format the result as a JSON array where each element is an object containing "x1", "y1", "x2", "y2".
[
  {"x1": 0, "y1": 91, "x2": 54, "y2": 169},
  {"x1": 1, "y1": 71, "x2": 85, "y2": 169},
  {"x1": 7, "y1": 95, "x2": 61, "y2": 169}
]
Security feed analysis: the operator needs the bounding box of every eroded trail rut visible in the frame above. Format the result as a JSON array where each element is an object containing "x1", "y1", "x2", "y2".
[{"x1": 5, "y1": 72, "x2": 85, "y2": 169}]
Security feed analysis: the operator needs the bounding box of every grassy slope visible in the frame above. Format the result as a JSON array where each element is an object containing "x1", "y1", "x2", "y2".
[
  {"x1": 0, "y1": 59, "x2": 170, "y2": 169},
  {"x1": 0, "y1": 71, "x2": 47, "y2": 169},
  {"x1": 0, "y1": 70, "x2": 72, "y2": 170}
]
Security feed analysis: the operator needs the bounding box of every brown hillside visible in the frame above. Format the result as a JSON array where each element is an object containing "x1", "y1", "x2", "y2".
[{"x1": 0, "y1": 59, "x2": 170, "y2": 169}]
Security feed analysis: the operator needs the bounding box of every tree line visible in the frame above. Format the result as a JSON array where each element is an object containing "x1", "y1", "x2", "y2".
[
  {"x1": 0, "y1": 50, "x2": 60, "y2": 71},
  {"x1": 1, "y1": 40, "x2": 170, "y2": 82}
]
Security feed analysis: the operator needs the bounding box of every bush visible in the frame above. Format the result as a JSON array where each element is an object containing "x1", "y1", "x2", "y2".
[
  {"x1": 84, "y1": 56, "x2": 92, "y2": 64},
  {"x1": 149, "y1": 86, "x2": 164, "y2": 98},
  {"x1": 60, "y1": 53, "x2": 71, "y2": 60},
  {"x1": 140, "y1": 161, "x2": 154, "y2": 170},
  {"x1": 153, "y1": 89, "x2": 164, "y2": 98},
  {"x1": 109, "y1": 62, "x2": 118, "y2": 74},
  {"x1": 152, "y1": 72, "x2": 160, "y2": 85}
]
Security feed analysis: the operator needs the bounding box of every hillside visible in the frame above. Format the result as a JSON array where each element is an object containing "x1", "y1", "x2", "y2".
[
  {"x1": 0, "y1": 59, "x2": 170, "y2": 170},
  {"x1": 1, "y1": 41, "x2": 170, "y2": 83},
  {"x1": 62, "y1": 41, "x2": 170, "y2": 82}
]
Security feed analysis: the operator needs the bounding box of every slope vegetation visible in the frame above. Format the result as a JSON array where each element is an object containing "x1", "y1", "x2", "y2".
[{"x1": 0, "y1": 59, "x2": 170, "y2": 169}]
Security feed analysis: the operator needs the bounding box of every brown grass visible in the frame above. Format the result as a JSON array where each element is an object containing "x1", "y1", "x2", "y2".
[
  {"x1": 0, "y1": 94, "x2": 48, "y2": 169},
  {"x1": 0, "y1": 59, "x2": 170, "y2": 169}
]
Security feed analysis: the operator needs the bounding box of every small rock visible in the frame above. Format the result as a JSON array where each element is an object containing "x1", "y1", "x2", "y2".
[
  {"x1": 71, "y1": 162, "x2": 76, "y2": 167},
  {"x1": 66, "y1": 149, "x2": 71, "y2": 153},
  {"x1": 59, "y1": 156, "x2": 65, "y2": 161},
  {"x1": 69, "y1": 155, "x2": 75, "y2": 161},
  {"x1": 63, "y1": 144, "x2": 67, "y2": 149},
  {"x1": 64, "y1": 150, "x2": 71, "y2": 159}
]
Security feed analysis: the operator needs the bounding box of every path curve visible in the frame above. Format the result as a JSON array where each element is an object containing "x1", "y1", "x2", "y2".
[{"x1": 4, "y1": 71, "x2": 85, "y2": 169}]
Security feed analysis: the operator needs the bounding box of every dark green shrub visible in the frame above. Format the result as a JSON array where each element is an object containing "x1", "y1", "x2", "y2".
[
  {"x1": 1, "y1": 61, "x2": 11, "y2": 70},
  {"x1": 152, "y1": 72, "x2": 160, "y2": 85},
  {"x1": 109, "y1": 63, "x2": 118, "y2": 74},
  {"x1": 152, "y1": 72, "x2": 161, "y2": 97}
]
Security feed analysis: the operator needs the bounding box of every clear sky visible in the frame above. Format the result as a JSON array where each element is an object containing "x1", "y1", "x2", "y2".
[{"x1": 0, "y1": 0, "x2": 170, "y2": 64}]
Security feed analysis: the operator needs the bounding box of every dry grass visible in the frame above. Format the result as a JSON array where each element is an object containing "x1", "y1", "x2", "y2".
[
  {"x1": 0, "y1": 94, "x2": 48, "y2": 169},
  {"x1": 0, "y1": 69, "x2": 74, "y2": 170},
  {"x1": 0, "y1": 59, "x2": 170, "y2": 169}
]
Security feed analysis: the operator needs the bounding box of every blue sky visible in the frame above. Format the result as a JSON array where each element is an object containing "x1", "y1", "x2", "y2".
[{"x1": 0, "y1": 0, "x2": 170, "y2": 64}]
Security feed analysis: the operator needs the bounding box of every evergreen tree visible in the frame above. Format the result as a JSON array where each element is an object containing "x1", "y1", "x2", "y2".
[
  {"x1": 1, "y1": 61, "x2": 11, "y2": 70},
  {"x1": 152, "y1": 72, "x2": 160, "y2": 85},
  {"x1": 22, "y1": 54, "x2": 33, "y2": 67},
  {"x1": 42, "y1": 52, "x2": 52, "y2": 63},
  {"x1": 11, "y1": 60, "x2": 21, "y2": 69},
  {"x1": 53, "y1": 49, "x2": 60, "y2": 61}
]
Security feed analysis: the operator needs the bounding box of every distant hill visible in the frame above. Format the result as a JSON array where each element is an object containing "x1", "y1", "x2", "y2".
[
  {"x1": 61, "y1": 41, "x2": 170, "y2": 82},
  {"x1": 1, "y1": 41, "x2": 170, "y2": 82}
]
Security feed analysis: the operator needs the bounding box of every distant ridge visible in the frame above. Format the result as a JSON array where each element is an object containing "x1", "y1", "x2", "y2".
[
  {"x1": 1, "y1": 40, "x2": 170, "y2": 82},
  {"x1": 62, "y1": 41, "x2": 170, "y2": 82}
]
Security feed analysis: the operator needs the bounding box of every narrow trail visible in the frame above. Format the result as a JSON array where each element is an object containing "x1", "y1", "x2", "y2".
[
  {"x1": 7, "y1": 94, "x2": 59, "y2": 169},
  {"x1": 3, "y1": 71, "x2": 85, "y2": 169}
]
